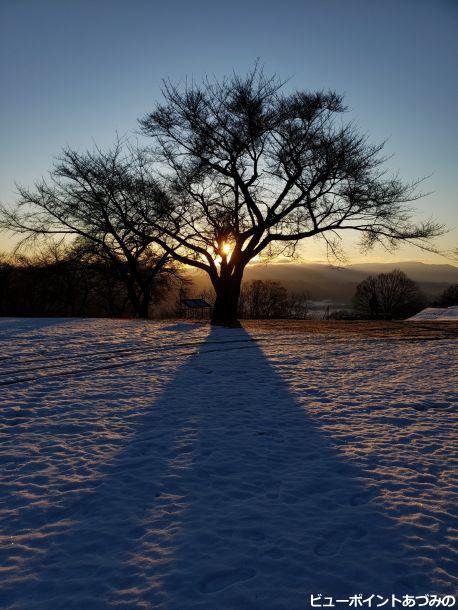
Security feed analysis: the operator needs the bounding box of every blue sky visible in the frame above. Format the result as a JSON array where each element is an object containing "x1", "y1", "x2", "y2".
[{"x1": 1, "y1": 0, "x2": 456, "y2": 262}]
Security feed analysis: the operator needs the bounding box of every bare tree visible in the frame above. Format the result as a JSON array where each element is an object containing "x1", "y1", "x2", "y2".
[
  {"x1": 239, "y1": 280, "x2": 288, "y2": 318},
  {"x1": 139, "y1": 65, "x2": 443, "y2": 324},
  {"x1": 0, "y1": 141, "x2": 178, "y2": 318},
  {"x1": 353, "y1": 275, "x2": 380, "y2": 319},
  {"x1": 0, "y1": 253, "x2": 14, "y2": 316},
  {"x1": 238, "y1": 280, "x2": 310, "y2": 319},
  {"x1": 437, "y1": 284, "x2": 458, "y2": 307},
  {"x1": 286, "y1": 290, "x2": 310, "y2": 319},
  {"x1": 0, "y1": 240, "x2": 179, "y2": 318},
  {"x1": 0, "y1": 245, "x2": 88, "y2": 317},
  {"x1": 353, "y1": 269, "x2": 425, "y2": 319}
]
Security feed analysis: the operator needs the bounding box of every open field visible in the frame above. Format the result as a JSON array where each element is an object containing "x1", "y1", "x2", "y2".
[
  {"x1": 0, "y1": 318, "x2": 456, "y2": 609},
  {"x1": 243, "y1": 319, "x2": 458, "y2": 339}
]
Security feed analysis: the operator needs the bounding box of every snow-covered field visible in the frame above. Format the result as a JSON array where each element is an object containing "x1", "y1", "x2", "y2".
[
  {"x1": 409, "y1": 306, "x2": 458, "y2": 321},
  {"x1": 0, "y1": 318, "x2": 456, "y2": 609}
]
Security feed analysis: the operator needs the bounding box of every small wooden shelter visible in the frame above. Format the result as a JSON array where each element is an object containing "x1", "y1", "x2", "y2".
[{"x1": 180, "y1": 298, "x2": 212, "y2": 319}]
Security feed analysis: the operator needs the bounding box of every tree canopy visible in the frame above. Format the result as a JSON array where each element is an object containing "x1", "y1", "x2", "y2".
[
  {"x1": 139, "y1": 66, "x2": 442, "y2": 322},
  {"x1": 0, "y1": 141, "x2": 178, "y2": 317},
  {"x1": 1, "y1": 66, "x2": 444, "y2": 323},
  {"x1": 353, "y1": 269, "x2": 425, "y2": 319}
]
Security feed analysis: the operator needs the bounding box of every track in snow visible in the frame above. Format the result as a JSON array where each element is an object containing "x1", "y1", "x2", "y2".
[{"x1": 0, "y1": 339, "x2": 260, "y2": 387}]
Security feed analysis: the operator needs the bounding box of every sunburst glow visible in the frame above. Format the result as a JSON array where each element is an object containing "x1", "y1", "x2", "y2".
[
  {"x1": 213, "y1": 241, "x2": 233, "y2": 265},
  {"x1": 221, "y1": 242, "x2": 232, "y2": 256}
]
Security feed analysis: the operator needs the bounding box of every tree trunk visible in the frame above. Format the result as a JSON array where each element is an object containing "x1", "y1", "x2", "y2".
[
  {"x1": 136, "y1": 282, "x2": 152, "y2": 319},
  {"x1": 211, "y1": 275, "x2": 242, "y2": 325},
  {"x1": 137, "y1": 296, "x2": 150, "y2": 319},
  {"x1": 126, "y1": 281, "x2": 150, "y2": 319}
]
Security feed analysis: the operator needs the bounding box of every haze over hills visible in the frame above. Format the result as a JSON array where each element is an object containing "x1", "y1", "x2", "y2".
[{"x1": 188, "y1": 261, "x2": 458, "y2": 305}]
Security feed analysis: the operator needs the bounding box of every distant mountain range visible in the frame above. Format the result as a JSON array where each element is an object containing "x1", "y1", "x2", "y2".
[{"x1": 188, "y1": 261, "x2": 458, "y2": 304}]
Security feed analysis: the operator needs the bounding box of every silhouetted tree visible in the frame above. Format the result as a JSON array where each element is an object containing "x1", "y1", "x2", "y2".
[
  {"x1": 0, "y1": 245, "x2": 97, "y2": 317},
  {"x1": 139, "y1": 66, "x2": 442, "y2": 324},
  {"x1": 238, "y1": 280, "x2": 310, "y2": 319},
  {"x1": 0, "y1": 242, "x2": 178, "y2": 318},
  {"x1": 353, "y1": 269, "x2": 425, "y2": 319},
  {"x1": 178, "y1": 279, "x2": 309, "y2": 319},
  {"x1": 0, "y1": 254, "x2": 13, "y2": 316},
  {"x1": 239, "y1": 280, "x2": 288, "y2": 318},
  {"x1": 437, "y1": 284, "x2": 458, "y2": 307},
  {"x1": 0, "y1": 142, "x2": 178, "y2": 318},
  {"x1": 286, "y1": 290, "x2": 311, "y2": 319}
]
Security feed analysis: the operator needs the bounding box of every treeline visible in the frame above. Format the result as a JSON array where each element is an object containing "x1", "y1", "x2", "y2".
[
  {"x1": 2, "y1": 251, "x2": 456, "y2": 321},
  {"x1": 349, "y1": 269, "x2": 457, "y2": 320},
  {"x1": 239, "y1": 280, "x2": 310, "y2": 319},
  {"x1": 0, "y1": 242, "x2": 181, "y2": 318},
  {"x1": 193, "y1": 280, "x2": 310, "y2": 320},
  {"x1": 233, "y1": 271, "x2": 456, "y2": 321}
]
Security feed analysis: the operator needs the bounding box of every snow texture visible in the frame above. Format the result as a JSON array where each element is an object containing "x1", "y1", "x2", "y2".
[
  {"x1": 409, "y1": 306, "x2": 458, "y2": 321},
  {"x1": 0, "y1": 318, "x2": 456, "y2": 609}
]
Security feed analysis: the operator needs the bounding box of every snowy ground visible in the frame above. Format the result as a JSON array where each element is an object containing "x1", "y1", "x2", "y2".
[
  {"x1": 0, "y1": 318, "x2": 457, "y2": 609},
  {"x1": 409, "y1": 306, "x2": 458, "y2": 321}
]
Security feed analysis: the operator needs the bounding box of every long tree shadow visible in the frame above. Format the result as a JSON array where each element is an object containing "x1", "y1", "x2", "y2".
[{"x1": 2, "y1": 326, "x2": 444, "y2": 609}]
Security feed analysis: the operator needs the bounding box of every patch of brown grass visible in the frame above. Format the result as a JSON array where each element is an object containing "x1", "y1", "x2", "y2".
[{"x1": 241, "y1": 319, "x2": 458, "y2": 340}]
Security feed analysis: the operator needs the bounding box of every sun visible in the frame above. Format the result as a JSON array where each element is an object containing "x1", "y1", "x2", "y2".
[
  {"x1": 213, "y1": 241, "x2": 233, "y2": 264},
  {"x1": 221, "y1": 242, "x2": 232, "y2": 256}
]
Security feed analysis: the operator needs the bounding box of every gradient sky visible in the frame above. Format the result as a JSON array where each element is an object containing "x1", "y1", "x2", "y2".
[{"x1": 1, "y1": 0, "x2": 457, "y2": 263}]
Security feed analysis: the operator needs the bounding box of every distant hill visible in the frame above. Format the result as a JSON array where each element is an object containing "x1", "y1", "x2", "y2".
[
  {"x1": 187, "y1": 261, "x2": 458, "y2": 305},
  {"x1": 348, "y1": 262, "x2": 458, "y2": 284}
]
